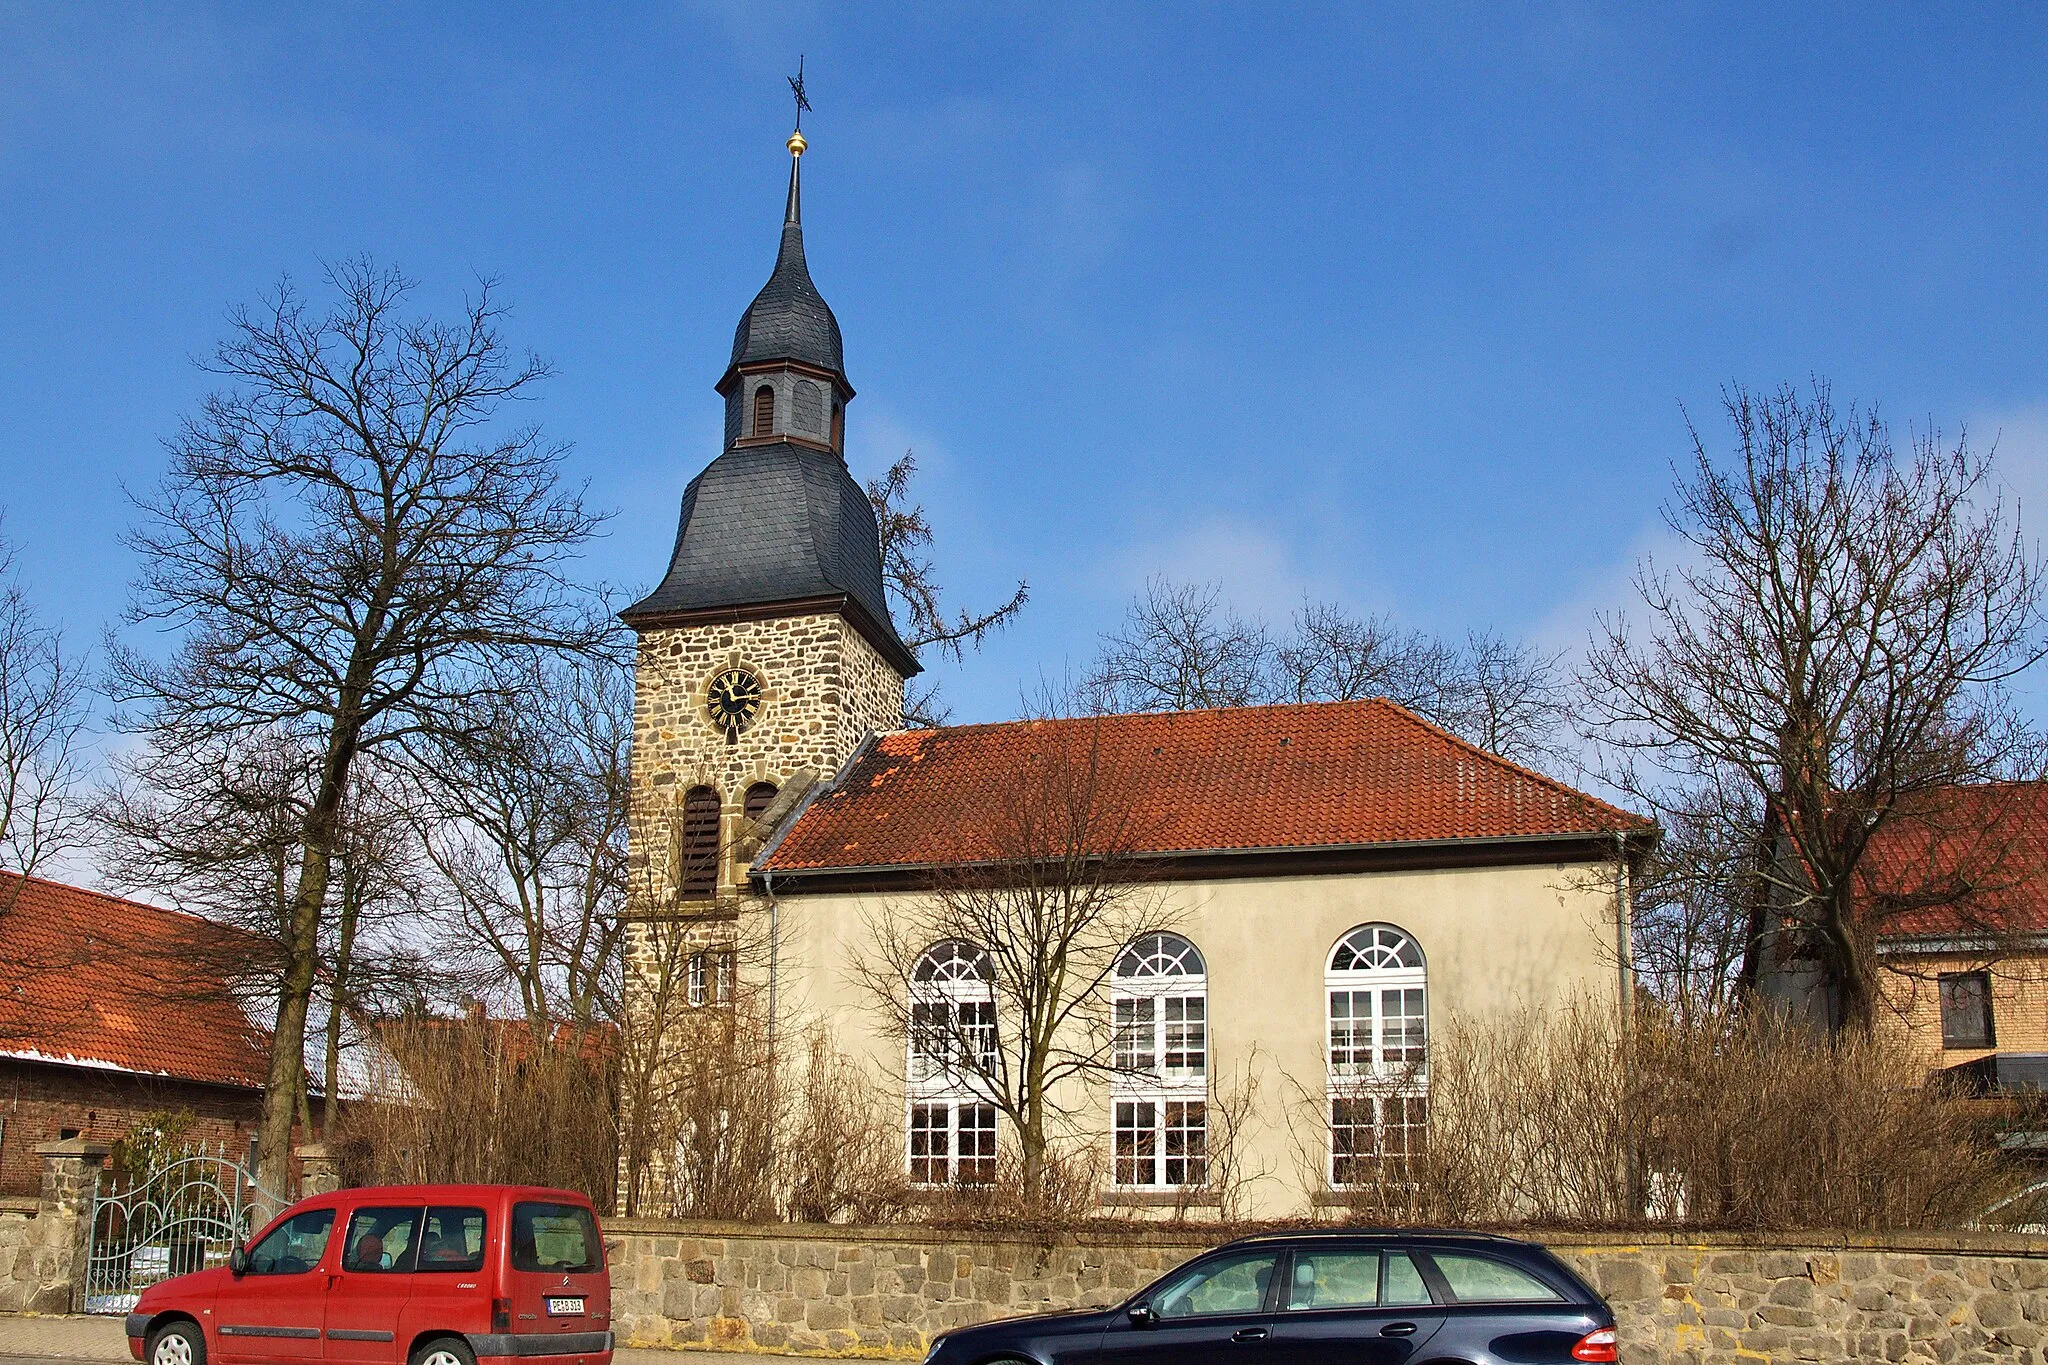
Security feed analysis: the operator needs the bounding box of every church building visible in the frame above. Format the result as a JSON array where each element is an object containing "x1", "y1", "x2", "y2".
[{"x1": 621, "y1": 126, "x2": 1650, "y2": 1219}]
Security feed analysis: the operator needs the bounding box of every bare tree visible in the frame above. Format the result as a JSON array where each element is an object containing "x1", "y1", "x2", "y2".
[
  {"x1": 1582, "y1": 381, "x2": 2048, "y2": 1029},
  {"x1": 109, "y1": 259, "x2": 607, "y2": 1187},
  {"x1": 1628, "y1": 787, "x2": 1766, "y2": 1032},
  {"x1": 867, "y1": 451, "x2": 1029, "y2": 727},
  {"x1": 0, "y1": 531, "x2": 91, "y2": 906},
  {"x1": 1087, "y1": 579, "x2": 1272, "y2": 712},
  {"x1": 412, "y1": 648, "x2": 630, "y2": 1042},
  {"x1": 98, "y1": 731, "x2": 427, "y2": 1139},
  {"x1": 1086, "y1": 581, "x2": 1568, "y2": 765},
  {"x1": 852, "y1": 722, "x2": 1172, "y2": 1207}
]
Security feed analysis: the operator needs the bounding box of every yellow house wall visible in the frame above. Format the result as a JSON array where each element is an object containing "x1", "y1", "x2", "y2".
[
  {"x1": 1878, "y1": 950, "x2": 2048, "y2": 1073},
  {"x1": 766, "y1": 857, "x2": 1627, "y2": 1219}
]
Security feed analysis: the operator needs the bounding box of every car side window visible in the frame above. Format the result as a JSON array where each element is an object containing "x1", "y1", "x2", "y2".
[
  {"x1": 1283, "y1": 1251, "x2": 1379, "y2": 1310},
  {"x1": 1382, "y1": 1251, "x2": 1433, "y2": 1306},
  {"x1": 246, "y1": 1209, "x2": 335, "y2": 1276},
  {"x1": 341, "y1": 1206, "x2": 424, "y2": 1274},
  {"x1": 417, "y1": 1206, "x2": 488, "y2": 1273},
  {"x1": 1426, "y1": 1252, "x2": 1563, "y2": 1303},
  {"x1": 1154, "y1": 1251, "x2": 1280, "y2": 1319}
]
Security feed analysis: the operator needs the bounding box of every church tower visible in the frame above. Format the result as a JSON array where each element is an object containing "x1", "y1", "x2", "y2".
[{"x1": 622, "y1": 125, "x2": 917, "y2": 915}]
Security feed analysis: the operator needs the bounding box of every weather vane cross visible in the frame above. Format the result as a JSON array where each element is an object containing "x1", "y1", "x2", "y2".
[{"x1": 788, "y1": 57, "x2": 812, "y2": 132}]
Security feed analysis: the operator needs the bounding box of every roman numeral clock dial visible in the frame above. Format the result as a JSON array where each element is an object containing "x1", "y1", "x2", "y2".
[{"x1": 706, "y1": 667, "x2": 763, "y2": 742}]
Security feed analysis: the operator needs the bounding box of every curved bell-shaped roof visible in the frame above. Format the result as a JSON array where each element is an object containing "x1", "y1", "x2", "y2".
[{"x1": 720, "y1": 156, "x2": 847, "y2": 391}]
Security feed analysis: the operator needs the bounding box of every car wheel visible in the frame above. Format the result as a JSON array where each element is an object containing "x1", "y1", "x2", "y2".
[
  {"x1": 148, "y1": 1322, "x2": 204, "y2": 1365},
  {"x1": 410, "y1": 1336, "x2": 478, "y2": 1365}
]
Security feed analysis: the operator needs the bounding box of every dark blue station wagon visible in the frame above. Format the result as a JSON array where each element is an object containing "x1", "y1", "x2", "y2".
[{"x1": 923, "y1": 1231, "x2": 1619, "y2": 1365}]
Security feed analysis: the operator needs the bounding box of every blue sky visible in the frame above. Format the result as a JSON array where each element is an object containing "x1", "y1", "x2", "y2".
[{"x1": 4, "y1": 3, "x2": 2048, "y2": 727}]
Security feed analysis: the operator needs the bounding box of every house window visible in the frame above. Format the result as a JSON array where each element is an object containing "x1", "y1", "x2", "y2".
[
  {"x1": 752, "y1": 384, "x2": 775, "y2": 436},
  {"x1": 1940, "y1": 971, "x2": 1995, "y2": 1049},
  {"x1": 1326, "y1": 923, "x2": 1427, "y2": 1188},
  {"x1": 908, "y1": 1102, "x2": 997, "y2": 1186},
  {"x1": 677, "y1": 786, "x2": 720, "y2": 899},
  {"x1": 907, "y1": 941, "x2": 998, "y2": 1185},
  {"x1": 1330, "y1": 1093, "x2": 1428, "y2": 1188},
  {"x1": 687, "y1": 949, "x2": 734, "y2": 1008},
  {"x1": 1111, "y1": 933, "x2": 1207, "y2": 1188}
]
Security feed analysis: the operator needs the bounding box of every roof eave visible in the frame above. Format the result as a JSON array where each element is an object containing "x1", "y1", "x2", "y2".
[{"x1": 756, "y1": 827, "x2": 1647, "y2": 893}]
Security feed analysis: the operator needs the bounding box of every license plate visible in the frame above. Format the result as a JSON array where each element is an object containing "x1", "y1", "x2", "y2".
[{"x1": 545, "y1": 1297, "x2": 585, "y2": 1317}]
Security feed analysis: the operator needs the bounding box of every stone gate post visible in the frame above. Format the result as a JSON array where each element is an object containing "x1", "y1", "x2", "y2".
[
  {"x1": 33, "y1": 1138, "x2": 108, "y2": 1313},
  {"x1": 294, "y1": 1143, "x2": 340, "y2": 1197}
]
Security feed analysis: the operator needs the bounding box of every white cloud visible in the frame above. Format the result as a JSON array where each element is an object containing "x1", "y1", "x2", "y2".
[{"x1": 1099, "y1": 514, "x2": 1355, "y2": 624}]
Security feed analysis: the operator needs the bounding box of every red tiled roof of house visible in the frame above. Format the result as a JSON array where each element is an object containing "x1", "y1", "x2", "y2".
[
  {"x1": 0, "y1": 873, "x2": 274, "y2": 1089},
  {"x1": 761, "y1": 698, "x2": 1649, "y2": 875},
  {"x1": 1857, "y1": 782, "x2": 2048, "y2": 938}
]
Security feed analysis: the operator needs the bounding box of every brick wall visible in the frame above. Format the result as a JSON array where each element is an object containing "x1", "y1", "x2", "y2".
[
  {"x1": 0, "y1": 1059, "x2": 262, "y2": 1195},
  {"x1": 606, "y1": 1218, "x2": 2048, "y2": 1363},
  {"x1": 1882, "y1": 951, "x2": 2048, "y2": 1073}
]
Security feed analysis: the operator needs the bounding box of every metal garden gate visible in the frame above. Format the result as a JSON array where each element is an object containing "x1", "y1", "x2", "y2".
[{"x1": 83, "y1": 1144, "x2": 285, "y2": 1315}]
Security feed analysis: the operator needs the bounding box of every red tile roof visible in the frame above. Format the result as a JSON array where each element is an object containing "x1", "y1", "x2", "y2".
[
  {"x1": 0, "y1": 873, "x2": 274, "y2": 1089},
  {"x1": 1856, "y1": 782, "x2": 2048, "y2": 938},
  {"x1": 761, "y1": 699, "x2": 1649, "y2": 875}
]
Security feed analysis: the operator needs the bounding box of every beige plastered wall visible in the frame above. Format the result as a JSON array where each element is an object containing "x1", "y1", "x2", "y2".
[{"x1": 763, "y1": 856, "x2": 1629, "y2": 1220}]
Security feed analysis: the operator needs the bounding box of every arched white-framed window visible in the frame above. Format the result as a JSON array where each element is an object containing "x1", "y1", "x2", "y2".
[
  {"x1": 1110, "y1": 932, "x2": 1208, "y2": 1189},
  {"x1": 1325, "y1": 923, "x2": 1428, "y2": 1188},
  {"x1": 906, "y1": 940, "x2": 997, "y2": 1187}
]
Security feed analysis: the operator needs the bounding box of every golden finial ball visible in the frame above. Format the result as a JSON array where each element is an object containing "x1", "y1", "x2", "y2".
[{"x1": 787, "y1": 130, "x2": 807, "y2": 157}]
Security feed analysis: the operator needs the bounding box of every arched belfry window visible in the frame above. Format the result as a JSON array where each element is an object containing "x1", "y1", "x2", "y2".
[
  {"x1": 830, "y1": 401, "x2": 844, "y2": 452},
  {"x1": 752, "y1": 384, "x2": 775, "y2": 436},
  {"x1": 677, "y1": 786, "x2": 720, "y2": 899},
  {"x1": 1111, "y1": 933, "x2": 1207, "y2": 1189},
  {"x1": 907, "y1": 940, "x2": 997, "y2": 1186},
  {"x1": 743, "y1": 782, "x2": 778, "y2": 825},
  {"x1": 1325, "y1": 923, "x2": 1427, "y2": 1188}
]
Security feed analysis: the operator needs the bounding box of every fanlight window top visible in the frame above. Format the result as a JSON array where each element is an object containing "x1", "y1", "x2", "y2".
[
  {"x1": 1115, "y1": 933, "x2": 1206, "y2": 980},
  {"x1": 1329, "y1": 924, "x2": 1424, "y2": 973},
  {"x1": 914, "y1": 939, "x2": 994, "y2": 984}
]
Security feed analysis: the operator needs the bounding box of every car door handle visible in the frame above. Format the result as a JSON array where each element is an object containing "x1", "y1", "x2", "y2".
[
  {"x1": 1233, "y1": 1327, "x2": 1270, "y2": 1342},
  {"x1": 1380, "y1": 1322, "x2": 1418, "y2": 1337}
]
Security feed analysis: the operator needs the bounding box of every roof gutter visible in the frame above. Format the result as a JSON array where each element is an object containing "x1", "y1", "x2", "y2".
[{"x1": 760, "y1": 826, "x2": 1654, "y2": 888}]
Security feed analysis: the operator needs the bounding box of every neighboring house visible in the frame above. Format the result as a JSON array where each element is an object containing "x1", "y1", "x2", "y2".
[
  {"x1": 617, "y1": 126, "x2": 1655, "y2": 1217},
  {"x1": 1751, "y1": 781, "x2": 2048, "y2": 1091},
  {"x1": 0, "y1": 873, "x2": 273, "y2": 1194}
]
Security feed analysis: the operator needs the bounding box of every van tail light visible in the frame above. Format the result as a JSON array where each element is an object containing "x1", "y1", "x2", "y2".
[
  {"x1": 1572, "y1": 1327, "x2": 1619, "y2": 1362},
  {"x1": 492, "y1": 1298, "x2": 512, "y2": 1334}
]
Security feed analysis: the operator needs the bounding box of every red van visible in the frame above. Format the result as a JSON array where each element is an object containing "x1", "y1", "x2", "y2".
[{"x1": 124, "y1": 1185, "x2": 612, "y2": 1365}]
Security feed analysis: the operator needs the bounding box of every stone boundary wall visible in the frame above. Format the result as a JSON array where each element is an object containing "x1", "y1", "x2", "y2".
[{"x1": 607, "y1": 1217, "x2": 2048, "y2": 1363}]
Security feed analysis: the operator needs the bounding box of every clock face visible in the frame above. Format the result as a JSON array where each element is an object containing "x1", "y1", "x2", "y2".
[{"x1": 706, "y1": 667, "x2": 764, "y2": 740}]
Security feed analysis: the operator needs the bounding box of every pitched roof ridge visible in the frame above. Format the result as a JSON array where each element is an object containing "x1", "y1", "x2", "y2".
[
  {"x1": 879, "y1": 695, "x2": 1405, "y2": 745},
  {"x1": 1360, "y1": 699, "x2": 1651, "y2": 832}
]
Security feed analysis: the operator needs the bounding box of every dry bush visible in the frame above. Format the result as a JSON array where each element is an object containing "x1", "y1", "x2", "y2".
[
  {"x1": 780, "y1": 1027, "x2": 910, "y2": 1224},
  {"x1": 1304, "y1": 1005, "x2": 2009, "y2": 1231},
  {"x1": 1633, "y1": 1011, "x2": 2008, "y2": 1230},
  {"x1": 337, "y1": 1017, "x2": 615, "y2": 1207},
  {"x1": 651, "y1": 1012, "x2": 779, "y2": 1221}
]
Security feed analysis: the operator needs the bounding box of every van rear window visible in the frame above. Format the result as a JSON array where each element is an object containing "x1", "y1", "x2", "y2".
[{"x1": 512, "y1": 1202, "x2": 601, "y2": 1274}]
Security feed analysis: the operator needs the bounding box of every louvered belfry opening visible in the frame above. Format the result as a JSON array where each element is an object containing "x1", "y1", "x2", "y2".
[
  {"x1": 752, "y1": 384, "x2": 776, "y2": 436},
  {"x1": 744, "y1": 781, "x2": 779, "y2": 825},
  {"x1": 679, "y1": 785, "x2": 721, "y2": 899}
]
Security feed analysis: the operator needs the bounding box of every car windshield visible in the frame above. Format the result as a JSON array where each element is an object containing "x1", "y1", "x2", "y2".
[{"x1": 512, "y1": 1201, "x2": 601, "y2": 1274}]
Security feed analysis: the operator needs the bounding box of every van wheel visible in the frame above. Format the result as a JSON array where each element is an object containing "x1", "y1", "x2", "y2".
[
  {"x1": 148, "y1": 1322, "x2": 205, "y2": 1365},
  {"x1": 410, "y1": 1338, "x2": 476, "y2": 1365}
]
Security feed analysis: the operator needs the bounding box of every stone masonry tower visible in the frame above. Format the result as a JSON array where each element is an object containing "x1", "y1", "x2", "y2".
[{"x1": 621, "y1": 126, "x2": 917, "y2": 923}]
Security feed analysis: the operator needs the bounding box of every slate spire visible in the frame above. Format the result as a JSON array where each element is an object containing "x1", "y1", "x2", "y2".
[{"x1": 622, "y1": 116, "x2": 917, "y2": 678}]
